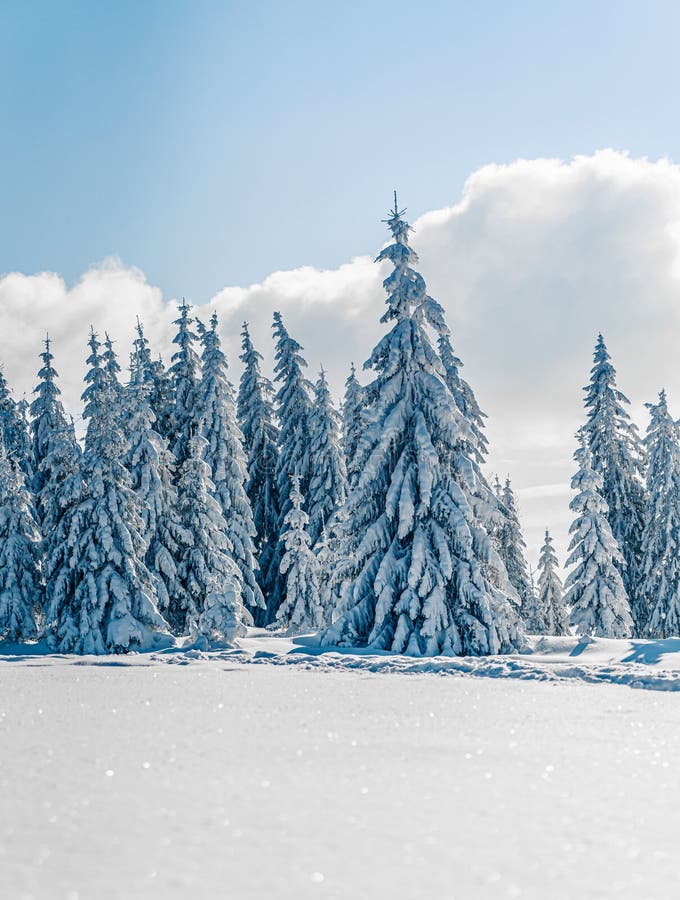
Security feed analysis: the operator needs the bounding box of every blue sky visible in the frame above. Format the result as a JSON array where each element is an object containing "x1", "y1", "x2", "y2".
[{"x1": 2, "y1": 0, "x2": 680, "y2": 301}]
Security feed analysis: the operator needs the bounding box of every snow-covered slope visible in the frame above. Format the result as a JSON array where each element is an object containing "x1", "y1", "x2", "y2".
[{"x1": 3, "y1": 632, "x2": 680, "y2": 899}]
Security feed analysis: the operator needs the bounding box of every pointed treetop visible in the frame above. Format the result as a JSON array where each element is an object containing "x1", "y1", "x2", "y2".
[
  {"x1": 591, "y1": 332, "x2": 612, "y2": 367},
  {"x1": 382, "y1": 191, "x2": 410, "y2": 241},
  {"x1": 289, "y1": 472, "x2": 303, "y2": 509}
]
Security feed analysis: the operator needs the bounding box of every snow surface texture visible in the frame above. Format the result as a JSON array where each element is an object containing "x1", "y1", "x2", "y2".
[{"x1": 3, "y1": 632, "x2": 680, "y2": 899}]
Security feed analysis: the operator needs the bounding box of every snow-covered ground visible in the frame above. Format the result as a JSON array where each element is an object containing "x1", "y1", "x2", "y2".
[{"x1": 3, "y1": 632, "x2": 680, "y2": 899}]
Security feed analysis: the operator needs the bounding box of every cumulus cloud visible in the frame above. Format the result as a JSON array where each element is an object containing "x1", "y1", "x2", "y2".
[{"x1": 3, "y1": 149, "x2": 680, "y2": 569}]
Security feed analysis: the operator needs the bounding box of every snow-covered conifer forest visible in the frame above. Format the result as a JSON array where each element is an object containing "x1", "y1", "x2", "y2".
[
  {"x1": 6, "y1": 197, "x2": 680, "y2": 900},
  {"x1": 0, "y1": 197, "x2": 677, "y2": 653}
]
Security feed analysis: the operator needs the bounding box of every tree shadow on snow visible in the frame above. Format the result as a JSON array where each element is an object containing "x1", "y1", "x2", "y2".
[{"x1": 621, "y1": 639, "x2": 680, "y2": 666}]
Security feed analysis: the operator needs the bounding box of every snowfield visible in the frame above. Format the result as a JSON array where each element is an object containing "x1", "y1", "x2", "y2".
[{"x1": 3, "y1": 632, "x2": 680, "y2": 900}]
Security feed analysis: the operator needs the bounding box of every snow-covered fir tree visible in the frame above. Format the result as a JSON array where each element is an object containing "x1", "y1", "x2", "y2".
[
  {"x1": 174, "y1": 433, "x2": 252, "y2": 643},
  {"x1": 29, "y1": 337, "x2": 82, "y2": 533},
  {"x1": 0, "y1": 432, "x2": 41, "y2": 642},
  {"x1": 197, "y1": 313, "x2": 264, "y2": 614},
  {"x1": 30, "y1": 337, "x2": 68, "y2": 499},
  {"x1": 307, "y1": 368, "x2": 347, "y2": 547},
  {"x1": 581, "y1": 334, "x2": 646, "y2": 629},
  {"x1": 237, "y1": 322, "x2": 280, "y2": 609},
  {"x1": 493, "y1": 477, "x2": 534, "y2": 621},
  {"x1": 639, "y1": 391, "x2": 680, "y2": 638},
  {"x1": 264, "y1": 311, "x2": 313, "y2": 621},
  {"x1": 342, "y1": 363, "x2": 364, "y2": 485},
  {"x1": 275, "y1": 475, "x2": 323, "y2": 632},
  {"x1": 323, "y1": 196, "x2": 524, "y2": 656},
  {"x1": 535, "y1": 529, "x2": 569, "y2": 636},
  {"x1": 168, "y1": 300, "x2": 200, "y2": 465},
  {"x1": 45, "y1": 331, "x2": 170, "y2": 654},
  {"x1": 565, "y1": 437, "x2": 633, "y2": 639},
  {"x1": 131, "y1": 318, "x2": 174, "y2": 440},
  {"x1": 314, "y1": 522, "x2": 336, "y2": 624},
  {"x1": 0, "y1": 367, "x2": 34, "y2": 482},
  {"x1": 122, "y1": 363, "x2": 190, "y2": 624},
  {"x1": 130, "y1": 318, "x2": 153, "y2": 383}
]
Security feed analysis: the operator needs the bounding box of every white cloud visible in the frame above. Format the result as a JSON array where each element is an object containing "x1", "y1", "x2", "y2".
[{"x1": 3, "y1": 149, "x2": 680, "y2": 571}]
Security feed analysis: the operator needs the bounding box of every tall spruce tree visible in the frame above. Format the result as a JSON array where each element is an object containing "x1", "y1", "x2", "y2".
[
  {"x1": 565, "y1": 437, "x2": 633, "y2": 638},
  {"x1": 639, "y1": 391, "x2": 680, "y2": 638},
  {"x1": 197, "y1": 314, "x2": 264, "y2": 614},
  {"x1": 342, "y1": 363, "x2": 364, "y2": 485},
  {"x1": 275, "y1": 475, "x2": 323, "y2": 632},
  {"x1": 536, "y1": 529, "x2": 569, "y2": 636},
  {"x1": 581, "y1": 334, "x2": 646, "y2": 628},
  {"x1": 237, "y1": 323, "x2": 280, "y2": 610},
  {"x1": 264, "y1": 312, "x2": 313, "y2": 621},
  {"x1": 122, "y1": 365, "x2": 190, "y2": 625},
  {"x1": 0, "y1": 432, "x2": 41, "y2": 642},
  {"x1": 46, "y1": 331, "x2": 169, "y2": 654},
  {"x1": 323, "y1": 196, "x2": 524, "y2": 656},
  {"x1": 307, "y1": 368, "x2": 347, "y2": 547},
  {"x1": 493, "y1": 477, "x2": 534, "y2": 619},
  {"x1": 30, "y1": 336, "x2": 68, "y2": 504},
  {"x1": 168, "y1": 299, "x2": 200, "y2": 465},
  {"x1": 174, "y1": 433, "x2": 252, "y2": 643}
]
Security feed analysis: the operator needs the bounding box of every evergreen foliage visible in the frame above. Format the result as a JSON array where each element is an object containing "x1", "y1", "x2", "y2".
[
  {"x1": 46, "y1": 331, "x2": 169, "y2": 654},
  {"x1": 0, "y1": 433, "x2": 41, "y2": 642},
  {"x1": 174, "y1": 433, "x2": 252, "y2": 642},
  {"x1": 581, "y1": 334, "x2": 646, "y2": 628},
  {"x1": 536, "y1": 530, "x2": 569, "y2": 635},
  {"x1": 131, "y1": 318, "x2": 174, "y2": 440},
  {"x1": 307, "y1": 368, "x2": 347, "y2": 547},
  {"x1": 197, "y1": 313, "x2": 264, "y2": 613},
  {"x1": 342, "y1": 363, "x2": 364, "y2": 485},
  {"x1": 264, "y1": 311, "x2": 313, "y2": 621},
  {"x1": 30, "y1": 337, "x2": 69, "y2": 508},
  {"x1": 122, "y1": 365, "x2": 190, "y2": 624},
  {"x1": 323, "y1": 197, "x2": 524, "y2": 656},
  {"x1": 275, "y1": 475, "x2": 323, "y2": 632},
  {"x1": 493, "y1": 477, "x2": 534, "y2": 619},
  {"x1": 0, "y1": 367, "x2": 34, "y2": 482},
  {"x1": 237, "y1": 323, "x2": 280, "y2": 608},
  {"x1": 168, "y1": 300, "x2": 200, "y2": 465},
  {"x1": 438, "y1": 332, "x2": 488, "y2": 463},
  {"x1": 565, "y1": 437, "x2": 633, "y2": 638},
  {"x1": 639, "y1": 391, "x2": 680, "y2": 638}
]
